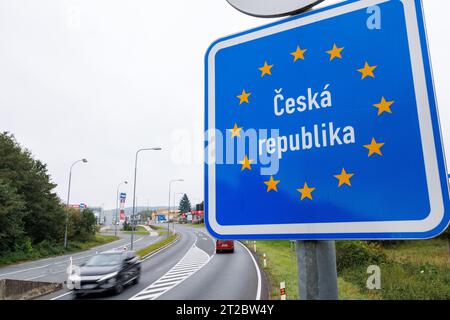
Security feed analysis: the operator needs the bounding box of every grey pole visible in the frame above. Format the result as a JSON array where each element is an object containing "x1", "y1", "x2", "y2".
[
  {"x1": 296, "y1": 240, "x2": 338, "y2": 300},
  {"x1": 167, "y1": 179, "x2": 183, "y2": 237},
  {"x1": 64, "y1": 158, "x2": 88, "y2": 248},
  {"x1": 130, "y1": 148, "x2": 161, "y2": 250},
  {"x1": 115, "y1": 181, "x2": 128, "y2": 237}
]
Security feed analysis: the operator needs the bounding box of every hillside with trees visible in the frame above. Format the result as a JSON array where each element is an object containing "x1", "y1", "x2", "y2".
[{"x1": 0, "y1": 132, "x2": 102, "y2": 264}]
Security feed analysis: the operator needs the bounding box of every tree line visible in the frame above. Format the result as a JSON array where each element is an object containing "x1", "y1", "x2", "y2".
[{"x1": 0, "y1": 132, "x2": 97, "y2": 258}]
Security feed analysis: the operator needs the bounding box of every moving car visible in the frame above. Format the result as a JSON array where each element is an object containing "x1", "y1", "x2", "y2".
[
  {"x1": 70, "y1": 250, "x2": 141, "y2": 297},
  {"x1": 216, "y1": 240, "x2": 234, "y2": 253}
]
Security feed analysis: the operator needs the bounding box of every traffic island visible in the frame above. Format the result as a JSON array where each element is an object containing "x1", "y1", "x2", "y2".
[
  {"x1": 0, "y1": 279, "x2": 62, "y2": 300},
  {"x1": 137, "y1": 233, "x2": 180, "y2": 259}
]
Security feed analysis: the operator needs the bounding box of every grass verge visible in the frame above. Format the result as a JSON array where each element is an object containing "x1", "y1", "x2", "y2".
[
  {"x1": 245, "y1": 239, "x2": 450, "y2": 300},
  {"x1": 149, "y1": 224, "x2": 166, "y2": 231},
  {"x1": 0, "y1": 234, "x2": 119, "y2": 266},
  {"x1": 123, "y1": 226, "x2": 150, "y2": 236},
  {"x1": 136, "y1": 234, "x2": 178, "y2": 258},
  {"x1": 123, "y1": 231, "x2": 150, "y2": 236}
]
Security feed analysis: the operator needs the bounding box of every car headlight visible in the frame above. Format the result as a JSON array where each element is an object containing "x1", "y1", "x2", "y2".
[
  {"x1": 106, "y1": 277, "x2": 116, "y2": 284},
  {"x1": 97, "y1": 272, "x2": 118, "y2": 282}
]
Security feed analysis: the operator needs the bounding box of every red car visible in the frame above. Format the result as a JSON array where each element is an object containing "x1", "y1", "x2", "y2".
[{"x1": 216, "y1": 240, "x2": 234, "y2": 253}]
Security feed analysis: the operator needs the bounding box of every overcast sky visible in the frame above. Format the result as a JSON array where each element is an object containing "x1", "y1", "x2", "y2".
[{"x1": 0, "y1": 0, "x2": 449, "y2": 210}]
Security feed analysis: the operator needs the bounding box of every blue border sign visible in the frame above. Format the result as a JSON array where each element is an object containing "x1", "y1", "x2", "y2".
[{"x1": 205, "y1": 0, "x2": 450, "y2": 240}]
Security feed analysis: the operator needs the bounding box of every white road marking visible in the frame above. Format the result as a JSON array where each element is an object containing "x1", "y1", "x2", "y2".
[
  {"x1": 24, "y1": 274, "x2": 47, "y2": 281},
  {"x1": 130, "y1": 242, "x2": 211, "y2": 300},
  {"x1": 238, "y1": 241, "x2": 262, "y2": 300},
  {"x1": 0, "y1": 264, "x2": 52, "y2": 278},
  {"x1": 0, "y1": 237, "x2": 147, "y2": 279}
]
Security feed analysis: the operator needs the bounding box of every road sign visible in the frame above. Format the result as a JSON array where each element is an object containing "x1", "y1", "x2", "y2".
[
  {"x1": 226, "y1": 0, "x2": 325, "y2": 18},
  {"x1": 205, "y1": 0, "x2": 450, "y2": 240}
]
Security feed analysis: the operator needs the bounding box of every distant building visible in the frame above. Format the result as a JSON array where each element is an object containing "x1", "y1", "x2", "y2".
[{"x1": 151, "y1": 208, "x2": 180, "y2": 222}]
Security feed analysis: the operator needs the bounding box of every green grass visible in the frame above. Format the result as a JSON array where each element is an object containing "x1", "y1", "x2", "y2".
[
  {"x1": 0, "y1": 234, "x2": 119, "y2": 266},
  {"x1": 339, "y1": 240, "x2": 450, "y2": 300},
  {"x1": 246, "y1": 240, "x2": 298, "y2": 300},
  {"x1": 383, "y1": 240, "x2": 450, "y2": 268},
  {"x1": 123, "y1": 226, "x2": 150, "y2": 236},
  {"x1": 136, "y1": 234, "x2": 178, "y2": 258},
  {"x1": 246, "y1": 240, "x2": 373, "y2": 300},
  {"x1": 246, "y1": 239, "x2": 450, "y2": 300},
  {"x1": 149, "y1": 225, "x2": 166, "y2": 231},
  {"x1": 123, "y1": 231, "x2": 150, "y2": 236}
]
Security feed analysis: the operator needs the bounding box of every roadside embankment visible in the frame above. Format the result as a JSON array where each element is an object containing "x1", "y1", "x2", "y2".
[{"x1": 0, "y1": 279, "x2": 62, "y2": 300}]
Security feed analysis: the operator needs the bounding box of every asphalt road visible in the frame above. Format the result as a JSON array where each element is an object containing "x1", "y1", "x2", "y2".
[
  {"x1": 0, "y1": 232, "x2": 162, "y2": 284},
  {"x1": 38, "y1": 224, "x2": 267, "y2": 300}
]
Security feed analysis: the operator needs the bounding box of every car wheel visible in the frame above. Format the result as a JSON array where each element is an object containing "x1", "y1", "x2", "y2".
[
  {"x1": 132, "y1": 275, "x2": 140, "y2": 285},
  {"x1": 114, "y1": 282, "x2": 124, "y2": 295},
  {"x1": 74, "y1": 292, "x2": 83, "y2": 299}
]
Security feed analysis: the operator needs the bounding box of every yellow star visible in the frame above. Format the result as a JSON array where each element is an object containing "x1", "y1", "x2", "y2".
[
  {"x1": 264, "y1": 176, "x2": 280, "y2": 192},
  {"x1": 373, "y1": 97, "x2": 394, "y2": 116},
  {"x1": 326, "y1": 44, "x2": 344, "y2": 61},
  {"x1": 258, "y1": 61, "x2": 273, "y2": 77},
  {"x1": 364, "y1": 138, "x2": 385, "y2": 157},
  {"x1": 291, "y1": 46, "x2": 307, "y2": 62},
  {"x1": 334, "y1": 168, "x2": 355, "y2": 187},
  {"x1": 297, "y1": 182, "x2": 316, "y2": 201},
  {"x1": 237, "y1": 89, "x2": 251, "y2": 105},
  {"x1": 358, "y1": 62, "x2": 377, "y2": 79},
  {"x1": 228, "y1": 123, "x2": 243, "y2": 138},
  {"x1": 239, "y1": 155, "x2": 253, "y2": 171}
]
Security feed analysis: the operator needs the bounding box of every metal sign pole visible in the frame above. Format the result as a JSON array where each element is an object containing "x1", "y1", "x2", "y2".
[{"x1": 296, "y1": 240, "x2": 338, "y2": 300}]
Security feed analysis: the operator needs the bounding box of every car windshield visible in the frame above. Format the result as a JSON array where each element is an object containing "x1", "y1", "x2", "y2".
[{"x1": 85, "y1": 253, "x2": 123, "y2": 267}]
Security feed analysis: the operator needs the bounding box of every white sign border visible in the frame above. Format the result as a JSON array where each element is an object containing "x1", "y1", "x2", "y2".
[{"x1": 207, "y1": 0, "x2": 445, "y2": 236}]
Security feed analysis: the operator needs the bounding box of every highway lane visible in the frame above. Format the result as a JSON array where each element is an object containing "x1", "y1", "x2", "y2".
[
  {"x1": 45, "y1": 224, "x2": 267, "y2": 300},
  {"x1": 47, "y1": 224, "x2": 198, "y2": 300},
  {"x1": 157, "y1": 230, "x2": 266, "y2": 300},
  {"x1": 0, "y1": 232, "x2": 162, "y2": 284}
]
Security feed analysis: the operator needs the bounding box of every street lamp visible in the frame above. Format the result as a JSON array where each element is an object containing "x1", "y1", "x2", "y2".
[
  {"x1": 115, "y1": 180, "x2": 128, "y2": 237},
  {"x1": 64, "y1": 158, "x2": 88, "y2": 248},
  {"x1": 168, "y1": 179, "x2": 184, "y2": 236},
  {"x1": 130, "y1": 148, "x2": 162, "y2": 250}
]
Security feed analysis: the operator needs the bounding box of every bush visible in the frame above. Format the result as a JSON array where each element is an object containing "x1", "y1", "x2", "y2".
[
  {"x1": 336, "y1": 241, "x2": 386, "y2": 273},
  {"x1": 122, "y1": 221, "x2": 133, "y2": 231}
]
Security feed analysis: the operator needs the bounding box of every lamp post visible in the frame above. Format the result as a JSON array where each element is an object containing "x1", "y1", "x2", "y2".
[
  {"x1": 64, "y1": 158, "x2": 88, "y2": 248},
  {"x1": 130, "y1": 148, "x2": 162, "y2": 250},
  {"x1": 168, "y1": 179, "x2": 184, "y2": 236},
  {"x1": 115, "y1": 181, "x2": 128, "y2": 237}
]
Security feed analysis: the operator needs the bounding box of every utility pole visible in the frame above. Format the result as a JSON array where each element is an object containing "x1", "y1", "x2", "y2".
[
  {"x1": 130, "y1": 148, "x2": 162, "y2": 250},
  {"x1": 296, "y1": 240, "x2": 338, "y2": 300}
]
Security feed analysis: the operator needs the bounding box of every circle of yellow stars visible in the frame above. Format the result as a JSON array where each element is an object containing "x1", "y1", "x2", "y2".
[{"x1": 227, "y1": 42, "x2": 393, "y2": 202}]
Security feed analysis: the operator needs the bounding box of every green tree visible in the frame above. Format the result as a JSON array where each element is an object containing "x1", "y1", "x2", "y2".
[
  {"x1": 0, "y1": 132, "x2": 66, "y2": 249},
  {"x1": 67, "y1": 208, "x2": 97, "y2": 242},
  {"x1": 178, "y1": 194, "x2": 191, "y2": 214},
  {"x1": 0, "y1": 179, "x2": 26, "y2": 253}
]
